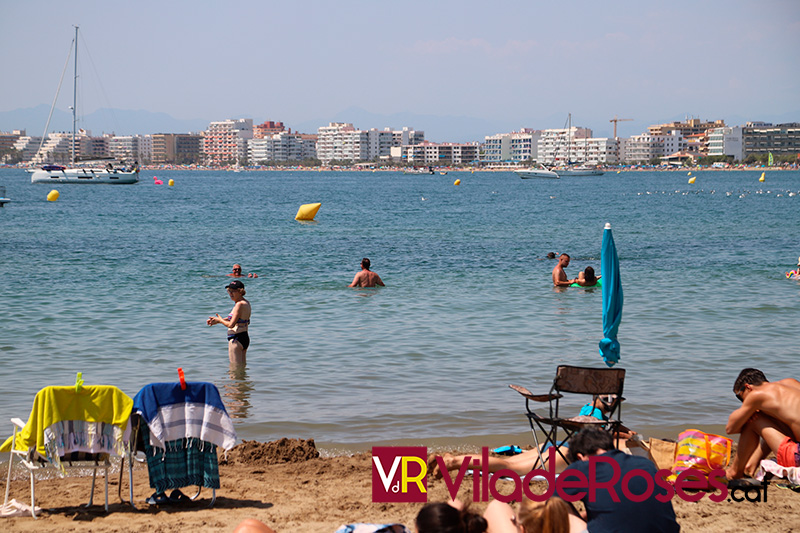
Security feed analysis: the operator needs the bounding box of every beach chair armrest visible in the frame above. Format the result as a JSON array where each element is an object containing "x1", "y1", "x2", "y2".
[
  {"x1": 508, "y1": 384, "x2": 562, "y2": 402},
  {"x1": 11, "y1": 417, "x2": 26, "y2": 429}
]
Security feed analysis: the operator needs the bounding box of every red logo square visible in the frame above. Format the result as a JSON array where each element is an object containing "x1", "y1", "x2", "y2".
[{"x1": 372, "y1": 446, "x2": 428, "y2": 503}]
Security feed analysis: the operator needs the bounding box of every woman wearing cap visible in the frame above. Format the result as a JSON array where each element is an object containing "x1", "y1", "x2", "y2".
[{"x1": 207, "y1": 280, "x2": 251, "y2": 366}]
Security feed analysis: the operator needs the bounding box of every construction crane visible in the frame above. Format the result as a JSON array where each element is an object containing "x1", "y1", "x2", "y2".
[{"x1": 609, "y1": 116, "x2": 633, "y2": 138}]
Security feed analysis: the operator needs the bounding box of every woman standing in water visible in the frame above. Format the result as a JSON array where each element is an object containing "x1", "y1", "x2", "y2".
[{"x1": 207, "y1": 280, "x2": 251, "y2": 366}]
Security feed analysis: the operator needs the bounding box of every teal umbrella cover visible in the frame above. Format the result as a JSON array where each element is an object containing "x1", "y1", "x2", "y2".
[{"x1": 599, "y1": 223, "x2": 623, "y2": 367}]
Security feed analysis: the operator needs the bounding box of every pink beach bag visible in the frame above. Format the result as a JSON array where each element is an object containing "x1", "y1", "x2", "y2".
[{"x1": 667, "y1": 429, "x2": 732, "y2": 487}]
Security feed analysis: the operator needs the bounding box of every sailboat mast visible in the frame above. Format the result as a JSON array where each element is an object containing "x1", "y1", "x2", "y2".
[{"x1": 72, "y1": 26, "x2": 78, "y2": 165}]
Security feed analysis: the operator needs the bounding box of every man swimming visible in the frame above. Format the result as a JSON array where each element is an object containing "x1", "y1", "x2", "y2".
[
  {"x1": 348, "y1": 257, "x2": 385, "y2": 288},
  {"x1": 725, "y1": 368, "x2": 800, "y2": 479},
  {"x1": 552, "y1": 253, "x2": 578, "y2": 287},
  {"x1": 227, "y1": 264, "x2": 258, "y2": 278}
]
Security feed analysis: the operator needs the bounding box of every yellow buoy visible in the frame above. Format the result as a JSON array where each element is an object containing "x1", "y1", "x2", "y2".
[
  {"x1": 617, "y1": 170, "x2": 621, "y2": 174},
  {"x1": 295, "y1": 202, "x2": 321, "y2": 221},
  {"x1": 47, "y1": 190, "x2": 59, "y2": 202},
  {"x1": 759, "y1": 172, "x2": 765, "y2": 182},
  {"x1": 454, "y1": 179, "x2": 461, "y2": 186},
  {"x1": 688, "y1": 177, "x2": 696, "y2": 184},
  {"x1": 687, "y1": 171, "x2": 692, "y2": 175},
  {"x1": 168, "y1": 179, "x2": 175, "y2": 186}
]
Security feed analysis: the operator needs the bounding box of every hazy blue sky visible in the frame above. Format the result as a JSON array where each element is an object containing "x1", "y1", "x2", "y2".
[{"x1": 2, "y1": 0, "x2": 799, "y2": 140}]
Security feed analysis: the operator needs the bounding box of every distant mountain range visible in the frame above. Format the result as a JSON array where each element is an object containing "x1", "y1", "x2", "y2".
[{"x1": 2, "y1": 105, "x2": 798, "y2": 144}]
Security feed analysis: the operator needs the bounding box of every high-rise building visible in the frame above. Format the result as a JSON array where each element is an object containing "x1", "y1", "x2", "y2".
[
  {"x1": 248, "y1": 132, "x2": 317, "y2": 164},
  {"x1": 203, "y1": 119, "x2": 253, "y2": 166},
  {"x1": 316, "y1": 123, "x2": 423, "y2": 163},
  {"x1": 742, "y1": 123, "x2": 800, "y2": 158}
]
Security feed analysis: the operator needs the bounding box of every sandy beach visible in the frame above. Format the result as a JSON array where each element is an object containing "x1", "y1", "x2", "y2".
[{"x1": 3, "y1": 438, "x2": 799, "y2": 532}]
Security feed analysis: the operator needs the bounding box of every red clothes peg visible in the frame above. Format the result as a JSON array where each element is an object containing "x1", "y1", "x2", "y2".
[{"x1": 178, "y1": 367, "x2": 186, "y2": 390}]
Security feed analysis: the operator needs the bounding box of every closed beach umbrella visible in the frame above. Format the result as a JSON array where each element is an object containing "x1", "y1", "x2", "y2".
[{"x1": 599, "y1": 222, "x2": 623, "y2": 367}]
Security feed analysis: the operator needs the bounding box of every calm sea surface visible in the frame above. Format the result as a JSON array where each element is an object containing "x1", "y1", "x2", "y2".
[{"x1": 1, "y1": 168, "x2": 799, "y2": 453}]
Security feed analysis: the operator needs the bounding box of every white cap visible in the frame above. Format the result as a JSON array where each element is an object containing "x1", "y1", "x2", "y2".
[{"x1": 604, "y1": 222, "x2": 611, "y2": 230}]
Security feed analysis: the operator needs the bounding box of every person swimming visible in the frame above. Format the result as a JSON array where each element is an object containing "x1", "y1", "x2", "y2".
[{"x1": 576, "y1": 266, "x2": 601, "y2": 287}]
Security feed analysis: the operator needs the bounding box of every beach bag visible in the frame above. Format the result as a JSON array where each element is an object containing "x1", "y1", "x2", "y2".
[
  {"x1": 667, "y1": 429, "x2": 732, "y2": 488},
  {"x1": 647, "y1": 438, "x2": 678, "y2": 471}
]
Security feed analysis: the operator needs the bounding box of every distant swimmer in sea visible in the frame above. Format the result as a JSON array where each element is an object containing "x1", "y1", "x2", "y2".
[
  {"x1": 349, "y1": 257, "x2": 385, "y2": 288},
  {"x1": 576, "y1": 266, "x2": 602, "y2": 287},
  {"x1": 552, "y1": 253, "x2": 578, "y2": 287},
  {"x1": 207, "y1": 280, "x2": 251, "y2": 366},
  {"x1": 227, "y1": 263, "x2": 258, "y2": 278},
  {"x1": 547, "y1": 251, "x2": 556, "y2": 259}
]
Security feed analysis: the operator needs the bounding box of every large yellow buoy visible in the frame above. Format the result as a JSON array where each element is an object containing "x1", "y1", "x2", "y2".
[
  {"x1": 759, "y1": 172, "x2": 765, "y2": 182},
  {"x1": 295, "y1": 202, "x2": 321, "y2": 221},
  {"x1": 454, "y1": 179, "x2": 461, "y2": 186},
  {"x1": 168, "y1": 179, "x2": 175, "y2": 186},
  {"x1": 688, "y1": 176, "x2": 696, "y2": 184},
  {"x1": 47, "y1": 190, "x2": 59, "y2": 202}
]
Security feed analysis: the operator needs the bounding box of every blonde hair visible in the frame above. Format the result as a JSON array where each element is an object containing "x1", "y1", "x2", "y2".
[{"x1": 517, "y1": 498, "x2": 571, "y2": 533}]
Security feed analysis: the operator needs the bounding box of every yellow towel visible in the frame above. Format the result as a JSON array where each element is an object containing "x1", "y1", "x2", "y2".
[{"x1": 1, "y1": 385, "x2": 133, "y2": 456}]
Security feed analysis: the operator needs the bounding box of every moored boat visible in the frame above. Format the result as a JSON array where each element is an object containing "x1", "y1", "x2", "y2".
[
  {"x1": 516, "y1": 165, "x2": 560, "y2": 179},
  {"x1": 29, "y1": 27, "x2": 138, "y2": 185}
]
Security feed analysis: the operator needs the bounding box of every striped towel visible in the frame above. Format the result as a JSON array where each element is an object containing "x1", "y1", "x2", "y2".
[{"x1": 132, "y1": 382, "x2": 236, "y2": 451}]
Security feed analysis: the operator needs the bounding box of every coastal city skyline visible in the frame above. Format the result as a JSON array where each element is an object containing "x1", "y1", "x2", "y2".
[{"x1": 2, "y1": 1, "x2": 799, "y2": 142}]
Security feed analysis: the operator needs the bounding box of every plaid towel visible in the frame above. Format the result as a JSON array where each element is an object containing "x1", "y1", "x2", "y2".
[{"x1": 140, "y1": 423, "x2": 220, "y2": 492}]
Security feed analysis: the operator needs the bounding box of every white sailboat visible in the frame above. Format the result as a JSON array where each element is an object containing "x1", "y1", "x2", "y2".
[
  {"x1": 517, "y1": 114, "x2": 604, "y2": 179},
  {"x1": 29, "y1": 27, "x2": 138, "y2": 185},
  {"x1": 550, "y1": 114, "x2": 604, "y2": 177}
]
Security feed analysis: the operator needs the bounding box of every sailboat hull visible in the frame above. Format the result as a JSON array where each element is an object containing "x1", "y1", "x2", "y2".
[{"x1": 30, "y1": 168, "x2": 139, "y2": 184}]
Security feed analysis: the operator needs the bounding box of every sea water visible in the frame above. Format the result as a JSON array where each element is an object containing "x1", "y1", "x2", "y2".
[{"x1": 1, "y1": 168, "x2": 799, "y2": 453}]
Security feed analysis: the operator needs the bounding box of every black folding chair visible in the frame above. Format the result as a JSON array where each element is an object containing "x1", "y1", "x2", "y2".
[{"x1": 509, "y1": 365, "x2": 626, "y2": 471}]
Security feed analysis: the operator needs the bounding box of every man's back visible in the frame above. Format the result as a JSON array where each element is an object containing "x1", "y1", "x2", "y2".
[
  {"x1": 755, "y1": 379, "x2": 800, "y2": 439},
  {"x1": 351, "y1": 270, "x2": 384, "y2": 288}
]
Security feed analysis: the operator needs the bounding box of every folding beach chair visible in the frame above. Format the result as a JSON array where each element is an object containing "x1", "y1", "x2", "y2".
[
  {"x1": 509, "y1": 365, "x2": 626, "y2": 471},
  {"x1": 1, "y1": 378, "x2": 133, "y2": 518},
  {"x1": 129, "y1": 376, "x2": 236, "y2": 507}
]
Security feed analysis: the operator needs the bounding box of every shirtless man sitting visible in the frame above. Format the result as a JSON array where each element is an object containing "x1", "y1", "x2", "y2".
[
  {"x1": 552, "y1": 253, "x2": 578, "y2": 287},
  {"x1": 348, "y1": 257, "x2": 385, "y2": 288},
  {"x1": 725, "y1": 368, "x2": 800, "y2": 479}
]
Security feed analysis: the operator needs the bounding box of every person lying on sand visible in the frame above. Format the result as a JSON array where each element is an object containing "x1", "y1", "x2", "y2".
[
  {"x1": 725, "y1": 368, "x2": 800, "y2": 479},
  {"x1": 433, "y1": 396, "x2": 636, "y2": 477},
  {"x1": 416, "y1": 498, "x2": 586, "y2": 533}
]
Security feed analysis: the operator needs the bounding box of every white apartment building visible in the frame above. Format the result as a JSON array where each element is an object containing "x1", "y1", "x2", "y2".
[
  {"x1": 510, "y1": 130, "x2": 541, "y2": 162},
  {"x1": 12, "y1": 135, "x2": 44, "y2": 163},
  {"x1": 108, "y1": 135, "x2": 150, "y2": 163},
  {"x1": 367, "y1": 129, "x2": 394, "y2": 160},
  {"x1": 248, "y1": 132, "x2": 317, "y2": 164},
  {"x1": 317, "y1": 123, "x2": 423, "y2": 163},
  {"x1": 619, "y1": 131, "x2": 687, "y2": 163},
  {"x1": 400, "y1": 141, "x2": 479, "y2": 165},
  {"x1": 481, "y1": 129, "x2": 542, "y2": 163},
  {"x1": 204, "y1": 118, "x2": 253, "y2": 166},
  {"x1": 567, "y1": 137, "x2": 619, "y2": 165},
  {"x1": 481, "y1": 133, "x2": 511, "y2": 162},
  {"x1": 391, "y1": 127, "x2": 424, "y2": 147},
  {"x1": 537, "y1": 126, "x2": 594, "y2": 164},
  {"x1": 29, "y1": 132, "x2": 78, "y2": 164}
]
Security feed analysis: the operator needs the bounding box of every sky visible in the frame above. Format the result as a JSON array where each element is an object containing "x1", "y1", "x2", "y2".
[{"x1": 2, "y1": 0, "x2": 799, "y2": 141}]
